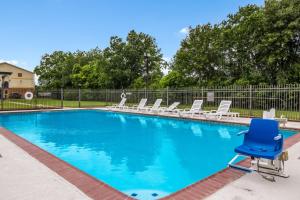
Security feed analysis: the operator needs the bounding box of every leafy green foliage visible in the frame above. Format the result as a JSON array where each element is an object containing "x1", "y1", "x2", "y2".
[
  {"x1": 35, "y1": 31, "x2": 164, "y2": 89},
  {"x1": 35, "y1": 0, "x2": 299, "y2": 89},
  {"x1": 172, "y1": 0, "x2": 300, "y2": 87}
]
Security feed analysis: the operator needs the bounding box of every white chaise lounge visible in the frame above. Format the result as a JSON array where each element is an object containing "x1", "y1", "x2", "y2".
[
  {"x1": 179, "y1": 100, "x2": 203, "y2": 116},
  {"x1": 159, "y1": 102, "x2": 180, "y2": 113},
  {"x1": 263, "y1": 108, "x2": 288, "y2": 127},
  {"x1": 107, "y1": 98, "x2": 127, "y2": 110},
  {"x1": 205, "y1": 100, "x2": 238, "y2": 120},
  {"x1": 140, "y1": 99, "x2": 163, "y2": 112},
  {"x1": 128, "y1": 98, "x2": 148, "y2": 111}
]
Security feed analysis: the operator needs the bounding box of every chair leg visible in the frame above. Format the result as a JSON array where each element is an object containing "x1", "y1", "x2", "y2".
[
  {"x1": 252, "y1": 158, "x2": 289, "y2": 178},
  {"x1": 228, "y1": 154, "x2": 253, "y2": 173}
]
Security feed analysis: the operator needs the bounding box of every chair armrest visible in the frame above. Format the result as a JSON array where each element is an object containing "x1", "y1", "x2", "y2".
[
  {"x1": 237, "y1": 130, "x2": 248, "y2": 136},
  {"x1": 274, "y1": 134, "x2": 282, "y2": 141}
]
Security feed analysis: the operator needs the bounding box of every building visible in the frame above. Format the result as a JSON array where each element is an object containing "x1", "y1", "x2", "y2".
[{"x1": 0, "y1": 62, "x2": 35, "y2": 98}]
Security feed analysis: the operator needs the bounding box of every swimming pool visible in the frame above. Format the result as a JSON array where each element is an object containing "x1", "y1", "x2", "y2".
[{"x1": 0, "y1": 110, "x2": 296, "y2": 199}]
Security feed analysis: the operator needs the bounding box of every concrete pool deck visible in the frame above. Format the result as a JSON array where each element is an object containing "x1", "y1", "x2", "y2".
[
  {"x1": 0, "y1": 134, "x2": 91, "y2": 200},
  {"x1": 207, "y1": 141, "x2": 300, "y2": 200},
  {"x1": 1, "y1": 108, "x2": 300, "y2": 200}
]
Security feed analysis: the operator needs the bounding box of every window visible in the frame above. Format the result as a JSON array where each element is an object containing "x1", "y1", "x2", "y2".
[
  {"x1": 18, "y1": 73, "x2": 22, "y2": 77},
  {"x1": 3, "y1": 81, "x2": 9, "y2": 89}
]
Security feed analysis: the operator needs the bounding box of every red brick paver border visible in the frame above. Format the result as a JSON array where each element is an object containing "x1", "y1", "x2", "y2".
[
  {"x1": 1, "y1": 126, "x2": 300, "y2": 200},
  {"x1": 161, "y1": 132, "x2": 300, "y2": 200},
  {"x1": 0, "y1": 128, "x2": 132, "y2": 200}
]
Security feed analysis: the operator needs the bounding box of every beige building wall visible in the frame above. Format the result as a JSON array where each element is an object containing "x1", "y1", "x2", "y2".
[{"x1": 0, "y1": 62, "x2": 34, "y2": 88}]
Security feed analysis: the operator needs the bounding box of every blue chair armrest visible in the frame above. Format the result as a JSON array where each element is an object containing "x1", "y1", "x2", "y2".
[
  {"x1": 237, "y1": 130, "x2": 248, "y2": 136},
  {"x1": 274, "y1": 134, "x2": 282, "y2": 141}
]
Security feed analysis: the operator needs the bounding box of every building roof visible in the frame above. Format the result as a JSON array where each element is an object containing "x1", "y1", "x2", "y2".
[{"x1": 0, "y1": 62, "x2": 33, "y2": 74}]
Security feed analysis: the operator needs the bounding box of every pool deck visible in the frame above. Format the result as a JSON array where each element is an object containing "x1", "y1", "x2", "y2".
[
  {"x1": 0, "y1": 133, "x2": 91, "y2": 200},
  {"x1": 1, "y1": 108, "x2": 300, "y2": 200},
  {"x1": 207, "y1": 141, "x2": 300, "y2": 200}
]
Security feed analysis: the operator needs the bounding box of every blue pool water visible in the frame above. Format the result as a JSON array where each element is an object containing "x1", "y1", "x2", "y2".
[{"x1": 0, "y1": 110, "x2": 296, "y2": 199}]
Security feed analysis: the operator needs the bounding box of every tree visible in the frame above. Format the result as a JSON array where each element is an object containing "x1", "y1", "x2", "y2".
[
  {"x1": 159, "y1": 71, "x2": 191, "y2": 88},
  {"x1": 220, "y1": 4, "x2": 266, "y2": 85},
  {"x1": 35, "y1": 31, "x2": 165, "y2": 89},
  {"x1": 172, "y1": 24, "x2": 224, "y2": 86},
  {"x1": 35, "y1": 0, "x2": 300, "y2": 89},
  {"x1": 34, "y1": 51, "x2": 76, "y2": 88},
  {"x1": 171, "y1": 0, "x2": 300, "y2": 86},
  {"x1": 259, "y1": 0, "x2": 300, "y2": 84},
  {"x1": 124, "y1": 30, "x2": 164, "y2": 88}
]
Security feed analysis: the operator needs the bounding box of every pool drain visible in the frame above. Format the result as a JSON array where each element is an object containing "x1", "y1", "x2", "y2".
[
  {"x1": 130, "y1": 192, "x2": 159, "y2": 198},
  {"x1": 131, "y1": 193, "x2": 138, "y2": 197},
  {"x1": 152, "y1": 193, "x2": 158, "y2": 197}
]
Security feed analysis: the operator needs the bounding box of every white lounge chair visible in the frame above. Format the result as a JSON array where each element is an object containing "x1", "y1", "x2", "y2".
[
  {"x1": 107, "y1": 98, "x2": 127, "y2": 110},
  {"x1": 205, "y1": 100, "x2": 237, "y2": 120},
  {"x1": 140, "y1": 99, "x2": 163, "y2": 112},
  {"x1": 179, "y1": 100, "x2": 203, "y2": 116},
  {"x1": 159, "y1": 102, "x2": 180, "y2": 113},
  {"x1": 263, "y1": 108, "x2": 288, "y2": 127},
  {"x1": 129, "y1": 98, "x2": 147, "y2": 111}
]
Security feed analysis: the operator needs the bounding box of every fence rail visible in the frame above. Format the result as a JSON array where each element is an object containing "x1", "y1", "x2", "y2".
[{"x1": 1, "y1": 85, "x2": 300, "y2": 121}]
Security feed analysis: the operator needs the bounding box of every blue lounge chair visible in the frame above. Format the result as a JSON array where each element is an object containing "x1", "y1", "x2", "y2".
[{"x1": 228, "y1": 118, "x2": 288, "y2": 177}]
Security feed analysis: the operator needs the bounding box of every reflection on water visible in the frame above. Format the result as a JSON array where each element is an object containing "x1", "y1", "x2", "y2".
[
  {"x1": 218, "y1": 128, "x2": 231, "y2": 139},
  {"x1": 0, "y1": 110, "x2": 295, "y2": 198},
  {"x1": 190, "y1": 124, "x2": 203, "y2": 137}
]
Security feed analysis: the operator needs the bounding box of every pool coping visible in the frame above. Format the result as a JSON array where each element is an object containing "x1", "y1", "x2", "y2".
[
  {"x1": 0, "y1": 127, "x2": 132, "y2": 200},
  {"x1": 1, "y1": 111, "x2": 300, "y2": 200},
  {"x1": 161, "y1": 132, "x2": 300, "y2": 199}
]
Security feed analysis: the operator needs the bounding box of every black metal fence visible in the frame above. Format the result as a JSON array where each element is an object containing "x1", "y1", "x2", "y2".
[{"x1": 2, "y1": 85, "x2": 300, "y2": 120}]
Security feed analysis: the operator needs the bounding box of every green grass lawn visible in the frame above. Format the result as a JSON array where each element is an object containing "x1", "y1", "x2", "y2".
[
  {"x1": 1, "y1": 98, "x2": 300, "y2": 120},
  {"x1": 2, "y1": 99, "x2": 109, "y2": 109}
]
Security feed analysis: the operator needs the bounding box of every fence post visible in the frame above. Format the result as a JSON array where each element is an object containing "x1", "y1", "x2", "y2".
[
  {"x1": 61, "y1": 88, "x2": 64, "y2": 108},
  {"x1": 186, "y1": 89, "x2": 188, "y2": 104},
  {"x1": 166, "y1": 87, "x2": 169, "y2": 106},
  {"x1": 249, "y1": 85, "x2": 252, "y2": 116},
  {"x1": 1, "y1": 88, "x2": 3, "y2": 110},
  {"x1": 105, "y1": 89, "x2": 107, "y2": 105},
  {"x1": 78, "y1": 88, "x2": 81, "y2": 108},
  {"x1": 34, "y1": 88, "x2": 38, "y2": 109}
]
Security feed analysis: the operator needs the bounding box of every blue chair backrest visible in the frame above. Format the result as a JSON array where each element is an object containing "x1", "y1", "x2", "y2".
[{"x1": 245, "y1": 119, "x2": 282, "y2": 150}]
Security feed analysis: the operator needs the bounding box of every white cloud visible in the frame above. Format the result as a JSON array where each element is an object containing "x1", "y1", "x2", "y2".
[
  {"x1": 162, "y1": 68, "x2": 169, "y2": 75},
  {"x1": 179, "y1": 27, "x2": 190, "y2": 35},
  {"x1": 34, "y1": 74, "x2": 39, "y2": 85},
  {"x1": 0, "y1": 59, "x2": 19, "y2": 65},
  {"x1": 0, "y1": 58, "x2": 32, "y2": 72},
  {"x1": 162, "y1": 57, "x2": 171, "y2": 75},
  {"x1": 163, "y1": 57, "x2": 171, "y2": 63}
]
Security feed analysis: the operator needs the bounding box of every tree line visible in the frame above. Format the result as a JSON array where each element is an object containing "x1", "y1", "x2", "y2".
[{"x1": 35, "y1": 0, "x2": 300, "y2": 89}]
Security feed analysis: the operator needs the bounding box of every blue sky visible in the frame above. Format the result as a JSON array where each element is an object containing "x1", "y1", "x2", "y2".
[{"x1": 0, "y1": 0, "x2": 263, "y2": 72}]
